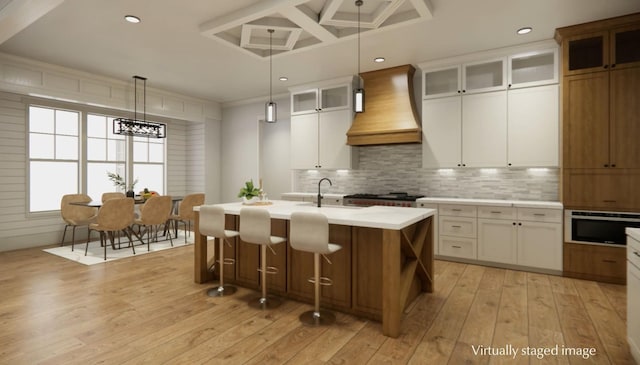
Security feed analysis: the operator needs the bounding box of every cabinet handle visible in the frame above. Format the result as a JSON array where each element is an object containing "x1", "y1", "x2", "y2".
[
  {"x1": 603, "y1": 64, "x2": 609, "y2": 69},
  {"x1": 462, "y1": 90, "x2": 466, "y2": 93},
  {"x1": 611, "y1": 164, "x2": 616, "y2": 167},
  {"x1": 603, "y1": 200, "x2": 617, "y2": 203},
  {"x1": 602, "y1": 259, "x2": 617, "y2": 263},
  {"x1": 451, "y1": 225, "x2": 462, "y2": 228},
  {"x1": 533, "y1": 213, "x2": 546, "y2": 217},
  {"x1": 513, "y1": 222, "x2": 517, "y2": 225},
  {"x1": 452, "y1": 245, "x2": 462, "y2": 249},
  {"x1": 462, "y1": 164, "x2": 466, "y2": 167},
  {"x1": 634, "y1": 251, "x2": 640, "y2": 258},
  {"x1": 508, "y1": 84, "x2": 512, "y2": 88},
  {"x1": 611, "y1": 64, "x2": 616, "y2": 68},
  {"x1": 452, "y1": 209, "x2": 462, "y2": 212},
  {"x1": 457, "y1": 90, "x2": 461, "y2": 94},
  {"x1": 604, "y1": 164, "x2": 609, "y2": 167},
  {"x1": 508, "y1": 163, "x2": 512, "y2": 166},
  {"x1": 518, "y1": 222, "x2": 522, "y2": 226},
  {"x1": 490, "y1": 211, "x2": 502, "y2": 214}
]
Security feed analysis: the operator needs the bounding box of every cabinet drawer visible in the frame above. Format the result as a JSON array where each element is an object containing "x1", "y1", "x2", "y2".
[
  {"x1": 439, "y1": 204, "x2": 477, "y2": 217},
  {"x1": 478, "y1": 206, "x2": 516, "y2": 220},
  {"x1": 629, "y1": 236, "x2": 640, "y2": 271},
  {"x1": 439, "y1": 236, "x2": 477, "y2": 259},
  {"x1": 439, "y1": 216, "x2": 476, "y2": 238},
  {"x1": 563, "y1": 242, "x2": 626, "y2": 283},
  {"x1": 517, "y1": 208, "x2": 562, "y2": 223}
]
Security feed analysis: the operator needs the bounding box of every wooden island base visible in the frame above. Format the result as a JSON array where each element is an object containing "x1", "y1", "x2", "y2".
[{"x1": 193, "y1": 210, "x2": 434, "y2": 338}]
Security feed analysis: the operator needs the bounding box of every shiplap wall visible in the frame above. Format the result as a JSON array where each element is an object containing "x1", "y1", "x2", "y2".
[{"x1": 0, "y1": 91, "x2": 206, "y2": 252}]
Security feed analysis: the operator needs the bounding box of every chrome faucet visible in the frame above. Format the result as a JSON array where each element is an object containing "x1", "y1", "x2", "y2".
[{"x1": 317, "y1": 178, "x2": 332, "y2": 207}]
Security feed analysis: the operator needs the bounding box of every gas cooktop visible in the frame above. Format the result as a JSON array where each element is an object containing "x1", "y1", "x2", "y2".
[{"x1": 343, "y1": 192, "x2": 425, "y2": 207}]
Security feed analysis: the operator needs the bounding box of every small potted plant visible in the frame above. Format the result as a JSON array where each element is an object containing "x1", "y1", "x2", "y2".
[
  {"x1": 237, "y1": 179, "x2": 261, "y2": 205},
  {"x1": 107, "y1": 171, "x2": 138, "y2": 197}
]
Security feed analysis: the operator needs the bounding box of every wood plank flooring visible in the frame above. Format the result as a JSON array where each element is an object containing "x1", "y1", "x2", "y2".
[{"x1": 0, "y1": 244, "x2": 634, "y2": 364}]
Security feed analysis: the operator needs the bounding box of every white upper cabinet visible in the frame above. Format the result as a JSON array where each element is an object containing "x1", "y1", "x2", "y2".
[
  {"x1": 508, "y1": 48, "x2": 558, "y2": 89},
  {"x1": 420, "y1": 41, "x2": 559, "y2": 168},
  {"x1": 289, "y1": 76, "x2": 356, "y2": 170},
  {"x1": 423, "y1": 65, "x2": 461, "y2": 99},
  {"x1": 507, "y1": 84, "x2": 559, "y2": 167},
  {"x1": 463, "y1": 58, "x2": 507, "y2": 94},
  {"x1": 291, "y1": 80, "x2": 351, "y2": 115},
  {"x1": 422, "y1": 58, "x2": 507, "y2": 99}
]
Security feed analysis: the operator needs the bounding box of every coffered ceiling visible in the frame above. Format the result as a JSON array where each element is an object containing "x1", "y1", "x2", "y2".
[
  {"x1": 199, "y1": 0, "x2": 432, "y2": 58},
  {"x1": 0, "y1": 0, "x2": 639, "y2": 104}
]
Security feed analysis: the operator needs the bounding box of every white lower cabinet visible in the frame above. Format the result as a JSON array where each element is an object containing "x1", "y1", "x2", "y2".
[
  {"x1": 478, "y1": 218, "x2": 517, "y2": 264},
  {"x1": 517, "y1": 221, "x2": 562, "y2": 270},
  {"x1": 438, "y1": 205, "x2": 477, "y2": 260},
  {"x1": 628, "y1": 233, "x2": 640, "y2": 364},
  {"x1": 477, "y1": 206, "x2": 562, "y2": 269}
]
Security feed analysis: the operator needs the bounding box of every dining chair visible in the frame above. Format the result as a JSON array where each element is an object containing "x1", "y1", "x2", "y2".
[
  {"x1": 169, "y1": 193, "x2": 205, "y2": 244},
  {"x1": 133, "y1": 195, "x2": 173, "y2": 251},
  {"x1": 60, "y1": 194, "x2": 98, "y2": 251},
  {"x1": 86, "y1": 198, "x2": 135, "y2": 260},
  {"x1": 240, "y1": 207, "x2": 286, "y2": 309},
  {"x1": 289, "y1": 211, "x2": 342, "y2": 325},
  {"x1": 101, "y1": 192, "x2": 126, "y2": 203}
]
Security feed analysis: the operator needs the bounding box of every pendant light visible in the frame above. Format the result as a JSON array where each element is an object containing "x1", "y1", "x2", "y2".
[
  {"x1": 354, "y1": 0, "x2": 365, "y2": 113},
  {"x1": 113, "y1": 75, "x2": 166, "y2": 138},
  {"x1": 265, "y1": 29, "x2": 277, "y2": 123}
]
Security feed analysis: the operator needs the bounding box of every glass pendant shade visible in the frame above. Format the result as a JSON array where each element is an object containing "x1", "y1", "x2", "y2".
[
  {"x1": 265, "y1": 101, "x2": 277, "y2": 123},
  {"x1": 354, "y1": 88, "x2": 365, "y2": 113}
]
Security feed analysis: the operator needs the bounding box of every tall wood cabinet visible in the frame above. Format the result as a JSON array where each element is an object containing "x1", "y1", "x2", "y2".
[
  {"x1": 556, "y1": 13, "x2": 640, "y2": 284},
  {"x1": 557, "y1": 14, "x2": 640, "y2": 212}
]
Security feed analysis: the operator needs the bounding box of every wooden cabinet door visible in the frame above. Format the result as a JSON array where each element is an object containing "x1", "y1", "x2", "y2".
[
  {"x1": 507, "y1": 84, "x2": 559, "y2": 167},
  {"x1": 562, "y1": 31, "x2": 609, "y2": 76},
  {"x1": 477, "y1": 218, "x2": 517, "y2": 264},
  {"x1": 563, "y1": 242, "x2": 626, "y2": 284},
  {"x1": 462, "y1": 91, "x2": 508, "y2": 167},
  {"x1": 422, "y1": 96, "x2": 462, "y2": 168},
  {"x1": 563, "y1": 73, "x2": 610, "y2": 168},
  {"x1": 517, "y1": 221, "x2": 562, "y2": 270},
  {"x1": 610, "y1": 67, "x2": 640, "y2": 169},
  {"x1": 562, "y1": 169, "x2": 633, "y2": 210},
  {"x1": 290, "y1": 113, "x2": 319, "y2": 169}
]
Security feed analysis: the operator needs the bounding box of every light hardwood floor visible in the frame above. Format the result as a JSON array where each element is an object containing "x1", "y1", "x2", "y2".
[{"x1": 0, "y1": 244, "x2": 634, "y2": 364}]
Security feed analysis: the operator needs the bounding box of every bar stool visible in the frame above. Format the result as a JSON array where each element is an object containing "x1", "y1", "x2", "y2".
[
  {"x1": 290, "y1": 211, "x2": 342, "y2": 325},
  {"x1": 239, "y1": 207, "x2": 286, "y2": 309},
  {"x1": 199, "y1": 205, "x2": 237, "y2": 297}
]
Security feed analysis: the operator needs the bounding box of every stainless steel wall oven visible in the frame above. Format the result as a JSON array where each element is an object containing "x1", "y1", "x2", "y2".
[{"x1": 565, "y1": 210, "x2": 640, "y2": 246}]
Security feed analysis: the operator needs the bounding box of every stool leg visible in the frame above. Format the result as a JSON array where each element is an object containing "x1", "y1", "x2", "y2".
[
  {"x1": 208, "y1": 237, "x2": 237, "y2": 297},
  {"x1": 249, "y1": 244, "x2": 281, "y2": 309},
  {"x1": 299, "y1": 252, "x2": 336, "y2": 326}
]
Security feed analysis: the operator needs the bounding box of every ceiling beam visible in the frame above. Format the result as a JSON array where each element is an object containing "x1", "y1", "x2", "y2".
[{"x1": 0, "y1": 0, "x2": 65, "y2": 44}]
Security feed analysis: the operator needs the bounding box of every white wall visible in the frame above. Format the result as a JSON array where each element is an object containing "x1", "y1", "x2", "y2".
[{"x1": 221, "y1": 95, "x2": 290, "y2": 203}]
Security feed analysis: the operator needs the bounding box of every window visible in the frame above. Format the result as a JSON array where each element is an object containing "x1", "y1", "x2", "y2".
[
  {"x1": 29, "y1": 106, "x2": 79, "y2": 212},
  {"x1": 86, "y1": 114, "x2": 126, "y2": 200},
  {"x1": 27, "y1": 103, "x2": 168, "y2": 213},
  {"x1": 133, "y1": 135, "x2": 165, "y2": 194}
]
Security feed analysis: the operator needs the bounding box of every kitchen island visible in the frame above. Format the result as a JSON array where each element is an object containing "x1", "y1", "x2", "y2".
[{"x1": 193, "y1": 200, "x2": 436, "y2": 338}]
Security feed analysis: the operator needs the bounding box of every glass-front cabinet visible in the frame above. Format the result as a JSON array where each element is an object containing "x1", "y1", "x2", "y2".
[
  {"x1": 562, "y1": 24, "x2": 640, "y2": 75},
  {"x1": 423, "y1": 66, "x2": 461, "y2": 99},
  {"x1": 422, "y1": 58, "x2": 507, "y2": 98},
  {"x1": 463, "y1": 58, "x2": 506, "y2": 93},
  {"x1": 291, "y1": 83, "x2": 351, "y2": 115},
  {"x1": 508, "y1": 48, "x2": 558, "y2": 88}
]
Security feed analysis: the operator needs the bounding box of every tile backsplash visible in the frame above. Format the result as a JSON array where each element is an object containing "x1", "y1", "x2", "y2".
[{"x1": 293, "y1": 144, "x2": 559, "y2": 201}]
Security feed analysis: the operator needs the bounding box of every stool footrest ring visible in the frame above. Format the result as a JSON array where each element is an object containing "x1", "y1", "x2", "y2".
[
  {"x1": 308, "y1": 276, "x2": 333, "y2": 286},
  {"x1": 258, "y1": 266, "x2": 279, "y2": 275}
]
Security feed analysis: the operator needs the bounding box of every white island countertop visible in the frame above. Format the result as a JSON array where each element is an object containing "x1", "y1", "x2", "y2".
[{"x1": 196, "y1": 200, "x2": 435, "y2": 230}]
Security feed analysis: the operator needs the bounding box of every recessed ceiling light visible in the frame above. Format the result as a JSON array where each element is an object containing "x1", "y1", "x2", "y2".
[
  {"x1": 279, "y1": 76, "x2": 288, "y2": 81},
  {"x1": 124, "y1": 15, "x2": 141, "y2": 24},
  {"x1": 517, "y1": 27, "x2": 532, "y2": 35},
  {"x1": 374, "y1": 57, "x2": 385, "y2": 63}
]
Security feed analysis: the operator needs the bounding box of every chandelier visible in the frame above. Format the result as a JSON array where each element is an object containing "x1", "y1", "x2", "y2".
[{"x1": 113, "y1": 76, "x2": 167, "y2": 138}]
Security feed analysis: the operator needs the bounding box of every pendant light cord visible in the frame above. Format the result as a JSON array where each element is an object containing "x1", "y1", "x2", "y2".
[
  {"x1": 356, "y1": 0, "x2": 362, "y2": 88},
  {"x1": 269, "y1": 29, "x2": 274, "y2": 103}
]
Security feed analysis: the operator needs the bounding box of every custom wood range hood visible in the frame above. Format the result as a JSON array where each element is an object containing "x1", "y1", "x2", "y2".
[{"x1": 347, "y1": 64, "x2": 422, "y2": 146}]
